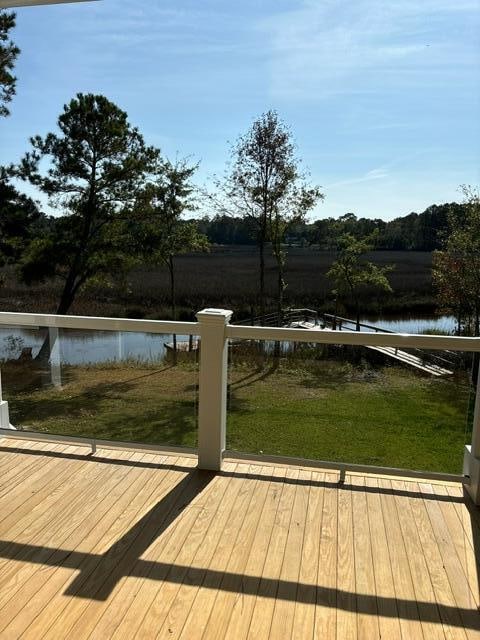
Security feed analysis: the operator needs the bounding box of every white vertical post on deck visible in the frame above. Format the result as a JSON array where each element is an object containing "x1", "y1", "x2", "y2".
[
  {"x1": 117, "y1": 331, "x2": 123, "y2": 362},
  {"x1": 196, "y1": 308, "x2": 232, "y2": 471},
  {"x1": 464, "y1": 359, "x2": 480, "y2": 503},
  {"x1": 49, "y1": 327, "x2": 62, "y2": 388},
  {"x1": 0, "y1": 369, "x2": 13, "y2": 429}
]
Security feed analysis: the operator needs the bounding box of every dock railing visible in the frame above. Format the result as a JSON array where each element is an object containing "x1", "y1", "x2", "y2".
[
  {"x1": 322, "y1": 313, "x2": 459, "y2": 371},
  {"x1": 1, "y1": 308, "x2": 480, "y2": 502}
]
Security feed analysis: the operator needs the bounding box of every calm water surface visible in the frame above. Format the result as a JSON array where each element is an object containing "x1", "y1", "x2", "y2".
[
  {"x1": 0, "y1": 328, "x2": 192, "y2": 365},
  {"x1": 359, "y1": 315, "x2": 457, "y2": 334},
  {"x1": 0, "y1": 314, "x2": 456, "y2": 365}
]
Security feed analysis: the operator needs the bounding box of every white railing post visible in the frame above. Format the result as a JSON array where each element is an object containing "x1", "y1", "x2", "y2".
[
  {"x1": 0, "y1": 370, "x2": 14, "y2": 430},
  {"x1": 49, "y1": 327, "x2": 62, "y2": 388},
  {"x1": 196, "y1": 308, "x2": 233, "y2": 471},
  {"x1": 464, "y1": 359, "x2": 480, "y2": 503}
]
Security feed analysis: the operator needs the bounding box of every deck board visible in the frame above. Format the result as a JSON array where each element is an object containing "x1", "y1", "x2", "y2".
[{"x1": 0, "y1": 437, "x2": 479, "y2": 639}]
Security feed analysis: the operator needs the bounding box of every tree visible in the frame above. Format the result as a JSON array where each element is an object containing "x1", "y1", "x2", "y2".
[
  {"x1": 0, "y1": 175, "x2": 47, "y2": 264},
  {"x1": 223, "y1": 110, "x2": 322, "y2": 321},
  {"x1": 327, "y1": 233, "x2": 393, "y2": 330},
  {"x1": 0, "y1": 9, "x2": 20, "y2": 117},
  {"x1": 17, "y1": 93, "x2": 159, "y2": 316},
  {"x1": 138, "y1": 159, "x2": 209, "y2": 323},
  {"x1": 196, "y1": 215, "x2": 256, "y2": 245},
  {"x1": 269, "y1": 184, "x2": 322, "y2": 323},
  {"x1": 433, "y1": 187, "x2": 480, "y2": 336}
]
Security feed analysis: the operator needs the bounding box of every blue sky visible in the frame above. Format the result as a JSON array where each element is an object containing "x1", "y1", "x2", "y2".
[{"x1": 1, "y1": 0, "x2": 479, "y2": 220}]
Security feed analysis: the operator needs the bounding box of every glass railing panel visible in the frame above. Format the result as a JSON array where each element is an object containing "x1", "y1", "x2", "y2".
[
  {"x1": 227, "y1": 338, "x2": 474, "y2": 474},
  {"x1": 0, "y1": 324, "x2": 199, "y2": 448}
]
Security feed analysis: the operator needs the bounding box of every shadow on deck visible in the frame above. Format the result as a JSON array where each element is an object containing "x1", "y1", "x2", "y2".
[{"x1": 0, "y1": 438, "x2": 479, "y2": 639}]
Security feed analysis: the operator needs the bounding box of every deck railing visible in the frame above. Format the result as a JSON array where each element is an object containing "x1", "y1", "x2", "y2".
[{"x1": 1, "y1": 308, "x2": 480, "y2": 502}]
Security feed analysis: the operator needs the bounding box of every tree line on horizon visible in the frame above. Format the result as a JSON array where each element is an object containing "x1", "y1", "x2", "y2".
[{"x1": 193, "y1": 202, "x2": 465, "y2": 252}]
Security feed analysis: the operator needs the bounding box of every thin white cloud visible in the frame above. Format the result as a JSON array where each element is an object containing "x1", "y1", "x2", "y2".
[
  {"x1": 327, "y1": 167, "x2": 389, "y2": 189},
  {"x1": 64, "y1": 1, "x2": 257, "y2": 58},
  {"x1": 258, "y1": 0, "x2": 479, "y2": 101}
]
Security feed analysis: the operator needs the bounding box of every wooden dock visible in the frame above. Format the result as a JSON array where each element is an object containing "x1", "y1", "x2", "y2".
[
  {"x1": 367, "y1": 345, "x2": 453, "y2": 376},
  {"x1": 234, "y1": 309, "x2": 455, "y2": 376},
  {"x1": 321, "y1": 314, "x2": 455, "y2": 377}
]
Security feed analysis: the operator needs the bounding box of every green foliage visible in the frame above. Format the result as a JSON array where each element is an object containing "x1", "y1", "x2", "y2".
[
  {"x1": 135, "y1": 158, "x2": 209, "y2": 318},
  {"x1": 17, "y1": 93, "x2": 159, "y2": 314},
  {"x1": 192, "y1": 202, "x2": 465, "y2": 251},
  {"x1": 327, "y1": 232, "x2": 393, "y2": 328},
  {"x1": 223, "y1": 110, "x2": 323, "y2": 317},
  {"x1": 139, "y1": 159, "x2": 208, "y2": 262},
  {"x1": 433, "y1": 187, "x2": 480, "y2": 335},
  {"x1": 0, "y1": 9, "x2": 20, "y2": 117},
  {"x1": 0, "y1": 177, "x2": 46, "y2": 265},
  {"x1": 196, "y1": 214, "x2": 256, "y2": 245}
]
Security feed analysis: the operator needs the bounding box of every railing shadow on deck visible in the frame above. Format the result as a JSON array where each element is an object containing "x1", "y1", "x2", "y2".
[
  {"x1": 0, "y1": 444, "x2": 467, "y2": 501},
  {"x1": 1, "y1": 538, "x2": 480, "y2": 630},
  {"x1": 0, "y1": 456, "x2": 479, "y2": 631}
]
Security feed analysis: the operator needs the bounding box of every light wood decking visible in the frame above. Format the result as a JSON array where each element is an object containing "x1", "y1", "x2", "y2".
[{"x1": 0, "y1": 437, "x2": 479, "y2": 639}]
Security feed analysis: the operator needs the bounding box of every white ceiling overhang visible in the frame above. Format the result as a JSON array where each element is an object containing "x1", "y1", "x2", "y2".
[{"x1": 0, "y1": 0, "x2": 98, "y2": 8}]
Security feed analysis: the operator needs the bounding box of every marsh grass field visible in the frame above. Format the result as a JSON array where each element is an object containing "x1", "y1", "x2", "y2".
[
  {"x1": 0, "y1": 247, "x2": 435, "y2": 319},
  {"x1": 2, "y1": 345, "x2": 472, "y2": 475}
]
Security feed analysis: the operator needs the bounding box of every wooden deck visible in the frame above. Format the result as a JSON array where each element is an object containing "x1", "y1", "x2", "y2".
[{"x1": 0, "y1": 437, "x2": 479, "y2": 639}]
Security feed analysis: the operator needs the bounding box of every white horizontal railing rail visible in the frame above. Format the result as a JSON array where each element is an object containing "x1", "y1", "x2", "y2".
[
  {"x1": 0, "y1": 311, "x2": 477, "y2": 349},
  {"x1": 227, "y1": 323, "x2": 480, "y2": 352},
  {"x1": 0, "y1": 312, "x2": 198, "y2": 335},
  {"x1": 1, "y1": 309, "x2": 480, "y2": 501}
]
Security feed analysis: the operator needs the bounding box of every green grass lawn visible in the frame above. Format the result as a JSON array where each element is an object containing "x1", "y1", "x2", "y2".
[
  {"x1": 227, "y1": 362, "x2": 471, "y2": 473},
  {"x1": 4, "y1": 361, "x2": 200, "y2": 448},
  {"x1": 2, "y1": 356, "x2": 473, "y2": 474}
]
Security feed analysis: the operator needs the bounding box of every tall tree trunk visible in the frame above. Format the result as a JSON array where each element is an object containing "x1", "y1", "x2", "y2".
[
  {"x1": 35, "y1": 276, "x2": 77, "y2": 363},
  {"x1": 273, "y1": 257, "x2": 284, "y2": 359},
  {"x1": 35, "y1": 177, "x2": 96, "y2": 363},
  {"x1": 259, "y1": 238, "x2": 265, "y2": 325},
  {"x1": 56, "y1": 280, "x2": 76, "y2": 316},
  {"x1": 274, "y1": 243, "x2": 285, "y2": 326},
  {"x1": 257, "y1": 235, "x2": 266, "y2": 361},
  {"x1": 277, "y1": 264, "x2": 284, "y2": 326},
  {"x1": 169, "y1": 256, "x2": 177, "y2": 362},
  {"x1": 355, "y1": 298, "x2": 361, "y2": 331},
  {"x1": 472, "y1": 309, "x2": 480, "y2": 386}
]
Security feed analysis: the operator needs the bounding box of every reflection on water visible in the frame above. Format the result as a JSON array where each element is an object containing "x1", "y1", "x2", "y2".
[
  {"x1": 0, "y1": 327, "x2": 190, "y2": 365},
  {"x1": 0, "y1": 314, "x2": 456, "y2": 366}
]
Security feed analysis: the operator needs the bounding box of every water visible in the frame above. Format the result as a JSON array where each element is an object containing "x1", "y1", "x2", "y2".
[
  {"x1": 0, "y1": 327, "x2": 193, "y2": 365},
  {"x1": 359, "y1": 315, "x2": 457, "y2": 334},
  {"x1": 0, "y1": 314, "x2": 456, "y2": 366}
]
